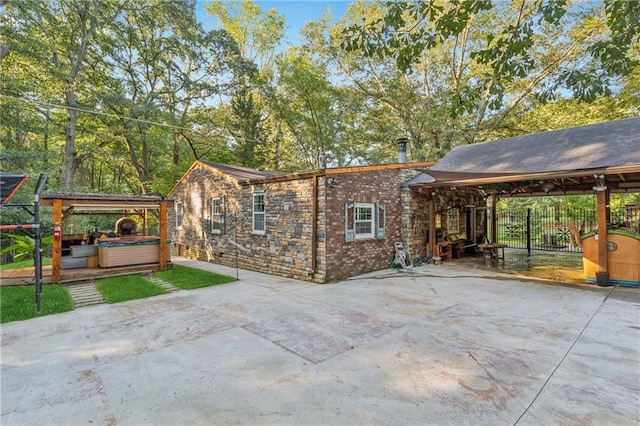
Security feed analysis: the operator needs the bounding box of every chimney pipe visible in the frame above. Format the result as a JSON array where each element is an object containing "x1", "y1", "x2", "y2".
[{"x1": 397, "y1": 137, "x2": 408, "y2": 163}]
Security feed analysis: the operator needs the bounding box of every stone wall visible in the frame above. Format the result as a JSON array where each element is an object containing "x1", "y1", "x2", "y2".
[{"x1": 169, "y1": 163, "x2": 322, "y2": 282}]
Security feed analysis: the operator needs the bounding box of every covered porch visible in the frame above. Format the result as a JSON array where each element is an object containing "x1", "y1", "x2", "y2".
[{"x1": 405, "y1": 117, "x2": 640, "y2": 286}]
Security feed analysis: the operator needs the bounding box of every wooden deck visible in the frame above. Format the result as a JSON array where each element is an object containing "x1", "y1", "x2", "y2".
[{"x1": 0, "y1": 263, "x2": 171, "y2": 286}]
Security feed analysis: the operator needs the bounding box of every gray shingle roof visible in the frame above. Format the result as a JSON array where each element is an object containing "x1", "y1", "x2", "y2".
[
  {"x1": 430, "y1": 117, "x2": 640, "y2": 173},
  {"x1": 202, "y1": 162, "x2": 284, "y2": 182}
]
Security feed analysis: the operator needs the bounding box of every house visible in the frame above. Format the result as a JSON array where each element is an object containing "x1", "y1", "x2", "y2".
[{"x1": 167, "y1": 159, "x2": 441, "y2": 283}]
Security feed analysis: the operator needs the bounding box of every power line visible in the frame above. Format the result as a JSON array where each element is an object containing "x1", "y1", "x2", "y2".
[{"x1": 0, "y1": 93, "x2": 219, "y2": 134}]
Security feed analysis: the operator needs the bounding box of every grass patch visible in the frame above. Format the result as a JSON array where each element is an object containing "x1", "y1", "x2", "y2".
[
  {"x1": 154, "y1": 264, "x2": 235, "y2": 289},
  {"x1": 0, "y1": 285, "x2": 74, "y2": 323},
  {"x1": 97, "y1": 275, "x2": 166, "y2": 304},
  {"x1": 0, "y1": 258, "x2": 52, "y2": 271}
]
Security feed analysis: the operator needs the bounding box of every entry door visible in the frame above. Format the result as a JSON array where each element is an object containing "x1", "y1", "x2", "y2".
[{"x1": 468, "y1": 207, "x2": 491, "y2": 244}]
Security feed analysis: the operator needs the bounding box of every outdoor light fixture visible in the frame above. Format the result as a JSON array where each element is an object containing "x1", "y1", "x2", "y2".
[
  {"x1": 541, "y1": 182, "x2": 555, "y2": 193},
  {"x1": 327, "y1": 177, "x2": 340, "y2": 187},
  {"x1": 592, "y1": 174, "x2": 607, "y2": 192}
]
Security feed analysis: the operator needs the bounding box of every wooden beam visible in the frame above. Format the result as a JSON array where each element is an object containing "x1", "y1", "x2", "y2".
[
  {"x1": 52, "y1": 199, "x2": 62, "y2": 283},
  {"x1": 159, "y1": 201, "x2": 168, "y2": 271}
]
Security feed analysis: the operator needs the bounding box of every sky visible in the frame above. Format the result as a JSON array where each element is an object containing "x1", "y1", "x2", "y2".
[{"x1": 195, "y1": 0, "x2": 351, "y2": 46}]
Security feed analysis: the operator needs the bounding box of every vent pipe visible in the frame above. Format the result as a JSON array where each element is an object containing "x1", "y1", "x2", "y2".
[{"x1": 397, "y1": 137, "x2": 408, "y2": 163}]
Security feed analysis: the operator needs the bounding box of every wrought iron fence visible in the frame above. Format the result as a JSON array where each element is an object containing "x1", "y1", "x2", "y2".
[{"x1": 496, "y1": 204, "x2": 638, "y2": 253}]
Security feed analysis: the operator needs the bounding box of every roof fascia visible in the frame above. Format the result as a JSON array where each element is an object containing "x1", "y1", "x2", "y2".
[
  {"x1": 413, "y1": 165, "x2": 640, "y2": 187},
  {"x1": 244, "y1": 161, "x2": 437, "y2": 185}
]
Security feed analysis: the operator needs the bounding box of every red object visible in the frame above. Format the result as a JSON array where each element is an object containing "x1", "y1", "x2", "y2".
[{"x1": 53, "y1": 222, "x2": 61, "y2": 241}]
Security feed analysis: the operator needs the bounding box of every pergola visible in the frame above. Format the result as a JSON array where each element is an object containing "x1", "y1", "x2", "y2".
[
  {"x1": 39, "y1": 192, "x2": 174, "y2": 283},
  {"x1": 407, "y1": 117, "x2": 640, "y2": 285}
]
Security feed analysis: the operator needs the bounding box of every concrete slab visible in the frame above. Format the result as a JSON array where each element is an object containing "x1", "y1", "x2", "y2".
[{"x1": 2, "y1": 257, "x2": 638, "y2": 425}]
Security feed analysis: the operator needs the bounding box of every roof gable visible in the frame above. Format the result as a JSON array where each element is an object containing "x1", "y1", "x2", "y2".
[{"x1": 431, "y1": 117, "x2": 640, "y2": 174}]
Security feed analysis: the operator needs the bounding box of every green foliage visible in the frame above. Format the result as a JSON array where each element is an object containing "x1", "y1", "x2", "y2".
[
  {"x1": 0, "y1": 285, "x2": 74, "y2": 323},
  {"x1": 0, "y1": 233, "x2": 53, "y2": 262},
  {"x1": 96, "y1": 275, "x2": 166, "y2": 304},
  {"x1": 153, "y1": 264, "x2": 236, "y2": 289}
]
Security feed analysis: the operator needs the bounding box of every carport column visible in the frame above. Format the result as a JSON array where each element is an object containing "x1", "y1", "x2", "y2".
[
  {"x1": 52, "y1": 199, "x2": 62, "y2": 283},
  {"x1": 429, "y1": 195, "x2": 436, "y2": 256},
  {"x1": 159, "y1": 201, "x2": 168, "y2": 271},
  {"x1": 491, "y1": 192, "x2": 498, "y2": 244},
  {"x1": 595, "y1": 189, "x2": 609, "y2": 285}
]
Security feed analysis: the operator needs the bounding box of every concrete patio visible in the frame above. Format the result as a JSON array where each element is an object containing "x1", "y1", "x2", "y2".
[{"x1": 1, "y1": 257, "x2": 639, "y2": 425}]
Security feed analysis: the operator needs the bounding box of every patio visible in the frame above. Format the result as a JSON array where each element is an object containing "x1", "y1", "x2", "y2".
[{"x1": 1, "y1": 257, "x2": 638, "y2": 425}]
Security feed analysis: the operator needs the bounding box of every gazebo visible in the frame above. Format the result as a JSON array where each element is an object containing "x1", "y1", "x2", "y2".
[
  {"x1": 407, "y1": 117, "x2": 640, "y2": 285},
  {"x1": 38, "y1": 192, "x2": 174, "y2": 283}
]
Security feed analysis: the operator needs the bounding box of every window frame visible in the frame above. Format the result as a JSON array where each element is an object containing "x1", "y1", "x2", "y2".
[
  {"x1": 176, "y1": 201, "x2": 183, "y2": 229},
  {"x1": 447, "y1": 208, "x2": 460, "y2": 234},
  {"x1": 252, "y1": 192, "x2": 266, "y2": 234},
  {"x1": 345, "y1": 202, "x2": 385, "y2": 242},
  {"x1": 210, "y1": 196, "x2": 225, "y2": 234}
]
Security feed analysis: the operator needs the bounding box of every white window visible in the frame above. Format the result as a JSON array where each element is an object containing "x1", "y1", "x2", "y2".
[
  {"x1": 176, "y1": 201, "x2": 183, "y2": 228},
  {"x1": 355, "y1": 204, "x2": 374, "y2": 239},
  {"x1": 447, "y1": 208, "x2": 460, "y2": 234},
  {"x1": 253, "y1": 193, "x2": 265, "y2": 234},
  {"x1": 345, "y1": 202, "x2": 385, "y2": 242},
  {"x1": 210, "y1": 196, "x2": 224, "y2": 234}
]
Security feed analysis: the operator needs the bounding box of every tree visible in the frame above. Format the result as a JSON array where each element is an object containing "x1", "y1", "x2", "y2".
[
  {"x1": 4, "y1": 0, "x2": 123, "y2": 189},
  {"x1": 343, "y1": 0, "x2": 639, "y2": 102}
]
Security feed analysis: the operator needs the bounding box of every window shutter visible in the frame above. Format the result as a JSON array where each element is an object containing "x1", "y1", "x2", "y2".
[
  {"x1": 345, "y1": 202, "x2": 355, "y2": 242},
  {"x1": 376, "y1": 203, "x2": 385, "y2": 239}
]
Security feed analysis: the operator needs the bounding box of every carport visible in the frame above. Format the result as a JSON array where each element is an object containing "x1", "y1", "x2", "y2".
[{"x1": 407, "y1": 117, "x2": 640, "y2": 285}]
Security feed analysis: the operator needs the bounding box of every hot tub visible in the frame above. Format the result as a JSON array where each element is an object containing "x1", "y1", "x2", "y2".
[
  {"x1": 98, "y1": 237, "x2": 171, "y2": 268},
  {"x1": 582, "y1": 228, "x2": 640, "y2": 286}
]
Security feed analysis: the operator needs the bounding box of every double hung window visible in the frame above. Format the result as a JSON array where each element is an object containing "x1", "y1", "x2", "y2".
[{"x1": 253, "y1": 193, "x2": 265, "y2": 234}]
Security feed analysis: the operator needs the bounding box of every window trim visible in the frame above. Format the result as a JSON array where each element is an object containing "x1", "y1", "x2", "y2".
[
  {"x1": 354, "y1": 203, "x2": 374, "y2": 240},
  {"x1": 210, "y1": 196, "x2": 225, "y2": 234},
  {"x1": 252, "y1": 192, "x2": 266, "y2": 234},
  {"x1": 447, "y1": 208, "x2": 460, "y2": 234},
  {"x1": 346, "y1": 202, "x2": 384, "y2": 242},
  {"x1": 176, "y1": 201, "x2": 183, "y2": 229}
]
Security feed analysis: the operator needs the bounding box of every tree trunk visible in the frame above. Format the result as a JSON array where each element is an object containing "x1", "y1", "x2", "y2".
[{"x1": 62, "y1": 89, "x2": 78, "y2": 189}]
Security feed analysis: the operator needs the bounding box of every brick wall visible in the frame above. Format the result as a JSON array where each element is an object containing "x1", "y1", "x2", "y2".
[{"x1": 324, "y1": 169, "x2": 410, "y2": 282}]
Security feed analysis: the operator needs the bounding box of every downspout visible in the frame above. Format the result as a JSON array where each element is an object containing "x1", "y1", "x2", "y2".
[{"x1": 311, "y1": 175, "x2": 318, "y2": 275}]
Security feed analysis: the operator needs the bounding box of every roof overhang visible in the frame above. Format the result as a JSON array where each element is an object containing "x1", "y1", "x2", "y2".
[
  {"x1": 39, "y1": 192, "x2": 174, "y2": 211},
  {"x1": 408, "y1": 164, "x2": 640, "y2": 196}
]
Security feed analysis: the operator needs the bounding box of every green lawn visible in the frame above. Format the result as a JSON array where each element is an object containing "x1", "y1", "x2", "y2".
[
  {"x1": 97, "y1": 275, "x2": 166, "y2": 303},
  {"x1": 0, "y1": 258, "x2": 52, "y2": 271},
  {"x1": 0, "y1": 285, "x2": 74, "y2": 323},
  {"x1": 154, "y1": 264, "x2": 235, "y2": 289}
]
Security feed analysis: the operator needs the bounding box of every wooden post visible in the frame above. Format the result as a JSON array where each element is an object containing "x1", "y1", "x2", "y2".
[
  {"x1": 52, "y1": 199, "x2": 62, "y2": 283},
  {"x1": 429, "y1": 195, "x2": 436, "y2": 257},
  {"x1": 596, "y1": 189, "x2": 608, "y2": 277},
  {"x1": 159, "y1": 201, "x2": 168, "y2": 271}
]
